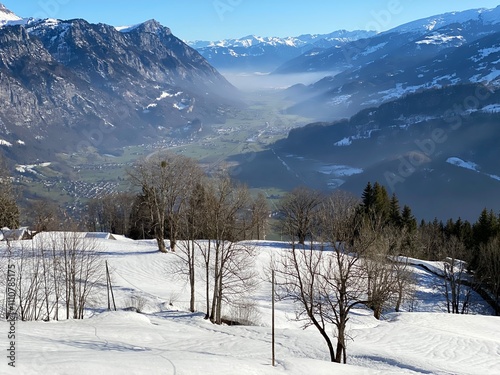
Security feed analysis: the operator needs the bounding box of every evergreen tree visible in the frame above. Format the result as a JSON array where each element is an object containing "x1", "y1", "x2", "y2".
[
  {"x1": 389, "y1": 193, "x2": 402, "y2": 228},
  {"x1": 473, "y1": 209, "x2": 498, "y2": 246},
  {"x1": 361, "y1": 181, "x2": 391, "y2": 225},
  {"x1": 373, "y1": 182, "x2": 390, "y2": 222},
  {"x1": 361, "y1": 182, "x2": 375, "y2": 214},
  {"x1": 401, "y1": 205, "x2": 417, "y2": 233},
  {"x1": 0, "y1": 156, "x2": 20, "y2": 229},
  {"x1": 471, "y1": 209, "x2": 499, "y2": 270}
]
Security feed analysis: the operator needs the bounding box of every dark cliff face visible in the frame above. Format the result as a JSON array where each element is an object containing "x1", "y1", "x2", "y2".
[{"x1": 0, "y1": 19, "x2": 239, "y2": 164}]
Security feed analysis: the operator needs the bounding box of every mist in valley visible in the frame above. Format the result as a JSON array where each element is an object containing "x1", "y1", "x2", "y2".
[{"x1": 221, "y1": 70, "x2": 337, "y2": 92}]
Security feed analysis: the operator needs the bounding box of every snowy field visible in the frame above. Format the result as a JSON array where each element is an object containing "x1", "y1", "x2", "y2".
[{"x1": 1, "y1": 237, "x2": 499, "y2": 375}]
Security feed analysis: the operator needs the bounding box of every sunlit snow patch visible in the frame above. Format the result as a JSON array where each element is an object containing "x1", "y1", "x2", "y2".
[
  {"x1": 416, "y1": 33, "x2": 465, "y2": 45},
  {"x1": 447, "y1": 157, "x2": 500, "y2": 182},
  {"x1": 488, "y1": 174, "x2": 500, "y2": 181},
  {"x1": 318, "y1": 164, "x2": 363, "y2": 177},
  {"x1": 334, "y1": 137, "x2": 352, "y2": 146},
  {"x1": 481, "y1": 104, "x2": 500, "y2": 113},
  {"x1": 16, "y1": 162, "x2": 51, "y2": 174},
  {"x1": 470, "y1": 45, "x2": 500, "y2": 62},
  {"x1": 446, "y1": 157, "x2": 479, "y2": 172}
]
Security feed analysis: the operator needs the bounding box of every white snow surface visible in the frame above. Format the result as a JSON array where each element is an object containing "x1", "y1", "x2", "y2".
[
  {"x1": 481, "y1": 104, "x2": 500, "y2": 113},
  {"x1": 446, "y1": 157, "x2": 500, "y2": 182},
  {"x1": 446, "y1": 157, "x2": 479, "y2": 172},
  {"x1": 115, "y1": 24, "x2": 141, "y2": 33},
  {"x1": 0, "y1": 4, "x2": 24, "y2": 26},
  {"x1": 15, "y1": 162, "x2": 51, "y2": 174},
  {"x1": 0, "y1": 237, "x2": 499, "y2": 375},
  {"x1": 470, "y1": 45, "x2": 500, "y2": 62},
  {"x1": 318, "y1": 164, "x2": 363, "y2": 177},
  {"x1": 416, "y1": 33, "x2": 465, "y2": 45},
  {"x1": 385, "y1": 6, "x2": 500, "y2": 35}
]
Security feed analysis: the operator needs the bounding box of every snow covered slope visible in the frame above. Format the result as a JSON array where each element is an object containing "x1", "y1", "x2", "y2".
[
  {"x1": 0, "y1": 3, "x2": 26, "y2": 26},
  {"x1": 0, "y1": 237, "x2": 498, "y2": 374}
]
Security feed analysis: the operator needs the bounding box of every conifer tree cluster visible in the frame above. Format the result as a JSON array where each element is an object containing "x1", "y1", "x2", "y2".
[
  {"x1": 360, "y1": 182, "x2": 417, "y2": 232},
  {"x1": 360, "y1": 181, "x2": 500, "y2": 315},
  {"x1": 0, "y1": 156, "x2": 19, "y2": 229}
]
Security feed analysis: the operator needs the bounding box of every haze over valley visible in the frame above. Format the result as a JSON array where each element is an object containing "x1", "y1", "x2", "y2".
[{"x1": 1, "y1": 2, "x2": 500, "y2": 374}]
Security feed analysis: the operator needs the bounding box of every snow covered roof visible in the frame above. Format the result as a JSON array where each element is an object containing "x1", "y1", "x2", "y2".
[
  {"x1": 84, "y1": 232, "x2": 117, "y2": 240},
  {"x1": 0, "y1": 227, "x2": 31, "y2": 241}
]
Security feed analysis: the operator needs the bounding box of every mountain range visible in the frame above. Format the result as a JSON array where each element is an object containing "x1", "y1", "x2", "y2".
[
  {"x1": 225, "y1": 6, "x2": 500, "y2": 221},
  {"x1": 188, "y1": 30, "x2": 376, "y2": 72},
  {"x1": 235, "y1": 83, "x2": 500, "y2": 220},
  {"x1": 2, "y1": 2, "x2": 500, "y2": 220},
  {"x1": 277, "y1": 6, "x2": 500, "y2": 120},
  {"x1": 0, "y1": 6, "x2": 238, "y2": 165}
]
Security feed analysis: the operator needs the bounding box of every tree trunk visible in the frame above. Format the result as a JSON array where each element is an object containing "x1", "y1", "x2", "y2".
[
  {"x1": 395, "y1": 289, "x2": 403, "y2": 312},
  {"x1": 189, "y1": 241, "x2": 195, "y2": 312},
  {"x1": 156, "y1": 235, "x2": 167, "y2": 253},
  {"x1": 335, "y1": 326, "x2": 346, "y2": 363},
  {"x1": 204, "y1": 242, "x2": 211, "y2": 319},
  {"x1": 210, "y1": 255, "x2": 219, "y2": 322},
  {"x1": 216, "y1": 272, "x2": 223, "y2": 324}
]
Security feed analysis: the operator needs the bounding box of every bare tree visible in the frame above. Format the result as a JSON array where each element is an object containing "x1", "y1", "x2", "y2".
[
  {"x1": 128, "y1": 152, "x2": 204, "y2": 253},
  {"x1": 392, "y1": 256, "x2": 415, "y2": 313},
  {"x1": 0, "y1": 228, "x2": 104, "y2": 322},
  {"x1": 174, "y1": 179, "x2": 207, "y2": 313},
  {"x1": 442, "y1": 236, "x2": 471, "y2": 314},
  {"x1": 86, "y1": 192, "x2": 135, "y2": 235},
  {"x1": 478, "y1": 237, "x2": 500, "y2": 315},
  {"x1": 279, "y1": 187, "x2": 323, "y2": 245},
  {"x1": 249, "y1": 192, "x2": 269, "y2": 240},
  {"x1": 363, "y1": 226, "x2": 415, "y2": 319},
  {"x1": 276, "y1": 191, "x2": 375, "y2": 363},
  {"x1": 27, "y1": 200, "x2": 62, "y2": 233},
  {"x1": 60, "y1": 232, "x2": 104, "y2": 319},
  {"x1": 206, "y1": 175, "x2": 256, "y2": 324}
]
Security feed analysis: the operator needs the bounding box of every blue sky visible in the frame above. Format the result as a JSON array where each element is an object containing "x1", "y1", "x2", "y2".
[{"x1": 3, "y1": 0, "x2": 500, "y2": 41}]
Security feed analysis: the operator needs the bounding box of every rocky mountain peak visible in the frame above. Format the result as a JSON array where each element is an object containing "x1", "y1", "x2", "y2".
[
  {"x1": 137, "y1": 19, "x2": 170, "y2": 34},
  {"x1": 0, "y1": 16, "x2": 238, "y2": 165},
  {"x1": 0, "y1": 3, "x2": 22, "y2": 25}
]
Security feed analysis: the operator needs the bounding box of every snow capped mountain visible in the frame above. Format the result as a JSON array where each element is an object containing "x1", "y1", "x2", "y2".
[
  {"x1": 386, "y1": 6, "x2": 500, "y2": 35},
  {"x1": 188, "y1": 30, "x2": 376, "y2": 72},
  {"x1": 0, "y1": 3, "x2": 23, "y2": 26},
  {"x1": 191, "y1": 31, "x2": 375, "y2": 50},
  {"x1": 275, "y1": 5, "x2": 500, "y2": 123},
  {"x1": 0, "y1": 16, "x2": 238, "y2": 165},
  {"x1": 276, "y1": 5, "x2": 500, "y2": 75}
]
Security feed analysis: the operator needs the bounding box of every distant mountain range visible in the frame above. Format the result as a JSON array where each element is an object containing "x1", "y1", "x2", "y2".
[
  {"x1": 235, "y1": 84, "x2": 500, "y2": 220},
  {"x1": 187, "y1": 30, "x2": 376, "y2": 72},
  {"x1": 2, "y1": 2, "x2": 500, "y2": 220},
  {"x1": 0, "y1": 5, "x2": 238, "y2": 165},
  {"x1": 229, "y1": 6, "x2": 500, "y2": 220},
  {"x1": 277, "y1": 6, "x2": 500, "y2": 120}
]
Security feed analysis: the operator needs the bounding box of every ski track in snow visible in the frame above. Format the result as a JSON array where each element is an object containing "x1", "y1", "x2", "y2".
[{"x1": 1, "y1": 238, "x2": 499, "y2": 375}]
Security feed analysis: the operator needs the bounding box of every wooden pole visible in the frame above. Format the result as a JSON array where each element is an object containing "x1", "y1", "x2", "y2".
[
  {"x1": 272, "y1": 269, "x2": 275, "y2": 367},
  {"x1": 106, "y1": 261, "x2": 117, "y2": 311},
  {"x1": 105, "y1": 261, "x2": 111, "y2": 311}
]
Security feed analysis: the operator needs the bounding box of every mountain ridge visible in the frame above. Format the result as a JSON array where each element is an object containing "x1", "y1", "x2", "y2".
[
  {"x1": 0, "y1": 16, "x2": 239, "y2": 165},
  {"x1": 234, "y1": 83, "x2": 500, "y2": 221},
  {"x1": 188, "y1": 30, "x2": 376, "y2": 72}
]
